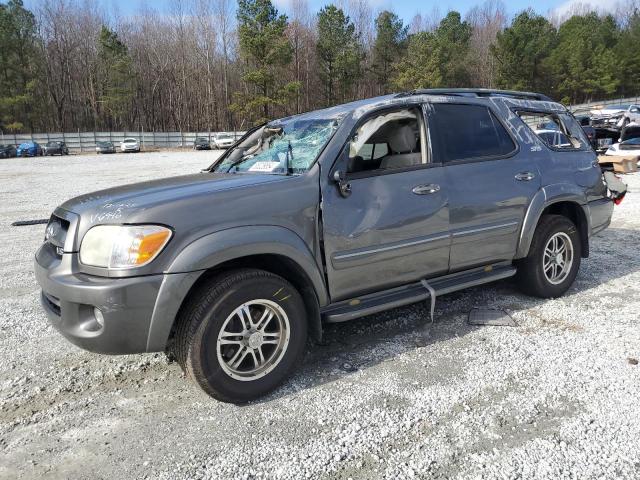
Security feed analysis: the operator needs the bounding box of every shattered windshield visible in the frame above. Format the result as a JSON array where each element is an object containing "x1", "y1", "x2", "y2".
[{"x1": 213, "y1": 117, "x2": 339, "y2": 175}]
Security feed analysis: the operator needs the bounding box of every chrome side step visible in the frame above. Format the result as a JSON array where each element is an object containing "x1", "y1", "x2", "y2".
[{"x1": 321, "y1": 263, "x2": 516, "y2": 323}]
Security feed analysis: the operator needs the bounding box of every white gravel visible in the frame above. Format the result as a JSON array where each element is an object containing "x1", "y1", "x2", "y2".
[{"x1": 0, "y1": 151, "x2": 639, "y2": 480}]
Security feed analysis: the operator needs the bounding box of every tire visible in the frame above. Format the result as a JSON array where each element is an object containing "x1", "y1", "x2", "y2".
[
  {"x1": 173, "y1": 269, "x2": 307, "y2": 403},
  {"x1": 516, "y1": 214, "x2": 581, "y2": 298}
]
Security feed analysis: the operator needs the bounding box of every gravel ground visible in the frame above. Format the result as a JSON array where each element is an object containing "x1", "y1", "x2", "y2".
[{"x1": 1, "y1": 151, "x2": 639, "y2": 480}]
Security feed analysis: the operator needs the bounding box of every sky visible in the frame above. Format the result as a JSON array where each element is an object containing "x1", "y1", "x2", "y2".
[{"x1": 27, "y1": 0, "x2": 624, "y2": 22}]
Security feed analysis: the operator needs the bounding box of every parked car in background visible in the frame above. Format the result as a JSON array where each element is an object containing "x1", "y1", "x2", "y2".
[
  {"x1": 43, "y1": 141, "x2": 69, "y2": 156},
  {"x1": 604, "y1": 125, "x2": 640, "y2": 157},
  {"x1": 120, "y1": 138, "x2": 140, "y2": 153},
  {"x1": 590, "y1": 104, "x2": 631, "y2": 126},
  {"x1": 605, "y1": 137, "x2": 640, "y2": 156},
  {"x1": 35, "y1": 89, "x2": 619, "y2": 403},
  {"x1": 575, "y1": 115, "x2": 596, "y2": 149},
  {"x1": 593, "y1": 127, "x2": 620, "y2": 154},
  {"x1": 0, "y1": 144, "x2": 17, "y2": 158},
  {"x1": 16, "y1": 141, "x2": 43, "y2": 157},
  {"x1": 194, "y1": 137, "x2": 211, "y2": 150},
  {"x1": 617, "y1": 105, "x2": 640, "y2": 128},
  {"x1": 212, "y1": 133, "x2": 235, "y2": 149},
  {"x1": 96, "y1": 141, "x2": 116, "y2": 154}
]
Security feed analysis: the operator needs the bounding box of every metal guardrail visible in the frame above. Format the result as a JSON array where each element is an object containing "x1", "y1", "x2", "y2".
[{"x1": 0, "y1": 131, "x2": 246, "y2": 153}]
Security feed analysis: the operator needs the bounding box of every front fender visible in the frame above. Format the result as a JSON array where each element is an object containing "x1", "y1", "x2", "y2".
[
  {"x1": 515, "y1": 184, "x2": 589, "y2": 259},
  {"x1": 145, "y1": 226, "x2": 328, "y2": 351},
  {"x1": 167, "y1": 226, "x2": 327, "y2": 302}
]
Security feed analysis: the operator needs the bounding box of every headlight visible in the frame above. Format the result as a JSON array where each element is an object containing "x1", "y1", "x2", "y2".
[{"x1": 80, "y1": 225, "x2": 172, "y2": 269}]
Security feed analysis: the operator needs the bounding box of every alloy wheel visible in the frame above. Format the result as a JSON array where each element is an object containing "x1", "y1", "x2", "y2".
[
  {"x1": 216, "y1": 299, "x2": 290, "y2": 381},
  {"x1": 543, "y1": 232, "x2": 574, "y2": 285}
]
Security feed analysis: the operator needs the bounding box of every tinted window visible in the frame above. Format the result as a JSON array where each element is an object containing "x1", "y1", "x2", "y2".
[{"x1": 430, "y1": 104, "x2": 515, "y2": 163}]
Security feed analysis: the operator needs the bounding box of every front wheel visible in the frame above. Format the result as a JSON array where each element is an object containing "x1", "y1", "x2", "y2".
[
  {"x1": 173, "y1": 269, "x2": 307, "y2": 403},
  {"x1": 516, "y1": 214, "x2": 581, "y2": 298}
]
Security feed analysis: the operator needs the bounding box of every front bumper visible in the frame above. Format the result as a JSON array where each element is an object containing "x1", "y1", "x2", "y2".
[{"x1": 35, "y1": 244, "x2": 164, "y2": 354}]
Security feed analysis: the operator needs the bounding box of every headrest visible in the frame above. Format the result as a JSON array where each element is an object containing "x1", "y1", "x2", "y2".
[{"x1": 388, "y1": 125, "x2": 417, "y2": 153}]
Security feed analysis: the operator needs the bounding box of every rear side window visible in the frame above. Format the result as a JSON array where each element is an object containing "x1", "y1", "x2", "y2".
[
  {"x1": 430, "y1": 104, "x2": 516, "y2": 163},
  {"x1": 517, "y1": 111, "x2": 590, "y2": 150}
]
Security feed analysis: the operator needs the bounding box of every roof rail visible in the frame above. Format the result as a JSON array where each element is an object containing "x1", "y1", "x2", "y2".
[{"x1": 396, "y1": 88, "x2": 553, "y2": 102}]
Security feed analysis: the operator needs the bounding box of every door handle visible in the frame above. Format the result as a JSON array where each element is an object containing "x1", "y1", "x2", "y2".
[
  {"x1": 412, "y1": 184, "x2": 440, "y2": 195},
  {"x1": 515, "y1": 172, "x2": 536, "y2": 182}
]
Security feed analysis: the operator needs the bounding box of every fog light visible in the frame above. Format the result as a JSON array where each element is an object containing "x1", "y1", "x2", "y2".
[{"x1": 94, "y1": 307, "x2": 105, "y2": 328}]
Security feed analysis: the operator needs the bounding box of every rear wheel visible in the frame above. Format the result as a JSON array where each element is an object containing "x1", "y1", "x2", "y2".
[
  {"x1": 516, "y1": 215, "x2": 581, "y2": 298},
  {"x1": 174, "y1": 269, "x2": 307, "y2": 403}
]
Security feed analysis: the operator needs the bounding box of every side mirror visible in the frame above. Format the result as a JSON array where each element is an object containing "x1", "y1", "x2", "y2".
[{"x1": 333, "y1": 170, "x2": 352, "y2": 198}]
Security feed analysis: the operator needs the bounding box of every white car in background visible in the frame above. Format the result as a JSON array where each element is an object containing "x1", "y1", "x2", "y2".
[
  {"x1": 590, "y1": 104, "x2": 640, "y2": 127},
  {"x1": 120, "y1": 137, "x2": 140, "y2": 153},
  {"x1": 605, "y1": 124, "x2": 640, "y2": 156},
  {"x1": 605, "y1": 137, "x2": 640, "y2": 156},
  {"x1": 617, "y1": 105, "x2": 640, "y2": 127},
  {"x1": 212, "y1": 133, "x2": 235, "y2": 150}
]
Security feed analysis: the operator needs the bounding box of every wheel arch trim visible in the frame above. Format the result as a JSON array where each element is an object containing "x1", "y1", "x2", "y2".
[
  {"x1": 516, "y1": 184, "x2": 590, "y2": 259},
  {"x1": 145, "y1": 226, "x2": 328, "y2": 351}
]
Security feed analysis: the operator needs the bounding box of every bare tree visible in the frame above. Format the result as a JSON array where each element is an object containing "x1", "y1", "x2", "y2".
[{"x1": 466, "y1": 0, "x2": 506, "y2": 88}]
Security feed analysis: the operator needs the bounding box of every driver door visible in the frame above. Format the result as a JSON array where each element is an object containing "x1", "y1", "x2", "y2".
[{"x1": 320, "y1": 106, "x2": 450, "y2": 302}]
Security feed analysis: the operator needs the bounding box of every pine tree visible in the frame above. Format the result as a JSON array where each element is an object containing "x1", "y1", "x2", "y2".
[
  {"x1": 392, "y1": 11, "x2": 471, "y2": 90},
  {"x1": 0, "y1": 0, "x2": 39, "y2": 132},
  {"x1": 232, "y1": 0, "x2": 299, "y2": 124},
  {"x1": 372, "y1": 11, "x2": 407, "y2": 94},
  {"x1": 617, "y1": 12, "x2": 640, "y2": 96},
  {"x1": 491, "y1": 10, "x2": 557, "y2": 93},
  {"x1": 546, "y1": 13, "x2": 620, "y2": 103},
  {"x1": 316, "y1": 5, "x2": 362, "y2": 105},
  {"x1": 97, "y1": 26, "x2": 135, "y2": 129}
]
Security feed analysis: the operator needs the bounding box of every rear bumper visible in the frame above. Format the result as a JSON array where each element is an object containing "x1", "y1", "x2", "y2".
[
  {"x1": 35, "y1": 246, "x2": 164, "y2": 355},
  {"x1": 588, "y1": 197, "x2": 614, "y2": 236}
]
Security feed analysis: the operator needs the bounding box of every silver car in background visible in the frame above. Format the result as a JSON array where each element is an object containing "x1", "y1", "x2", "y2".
[
  {"x1": 212, "y1": 133, "x2": 235, "y2": 149},
  {"x1": 120, "y1": 138, "x2": 140, "y2": 153}
]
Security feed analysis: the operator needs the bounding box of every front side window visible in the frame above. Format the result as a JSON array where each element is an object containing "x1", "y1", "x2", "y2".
[
  {"x1": 213, "y1": 117, "x2": 340, "y2": 175},
  {"x1": 347, "y1": 107, "x2": 426, "y2": 174},
  {"x1": 429, "y1": 104, "x2": 516, "y2": 163}
]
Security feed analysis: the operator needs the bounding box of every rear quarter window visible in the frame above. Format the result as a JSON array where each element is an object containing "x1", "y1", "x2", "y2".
[
  {"x1": 517, "y1": 111, "x2": 591, "y2": 151},
  {"x1": 429, "y1": 103, "x2": 516, "y2": 163}
]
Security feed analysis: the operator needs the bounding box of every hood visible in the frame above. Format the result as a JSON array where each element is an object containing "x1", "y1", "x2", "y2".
[
  {"x1": 54, "y1": 168, "x2": 319, "y2": 274},
  {"x1": 60, "y1": 172, "x2": 290, "y2": 219}
]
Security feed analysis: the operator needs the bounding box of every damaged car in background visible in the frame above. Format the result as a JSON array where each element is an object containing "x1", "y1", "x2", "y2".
[
  {"x1": 589, "y1": 104, "x2": 640, "y2": 128},
  {"x1": 34, "y1": 89, "x2": 624, "y2": 403}
]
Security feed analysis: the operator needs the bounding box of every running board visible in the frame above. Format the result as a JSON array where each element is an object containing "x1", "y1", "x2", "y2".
[{"x1": 321, "y1": 264, "x2": 516, "y2": 323}]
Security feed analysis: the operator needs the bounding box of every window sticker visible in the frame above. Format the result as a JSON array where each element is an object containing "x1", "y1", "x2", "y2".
[{"x1": 248, "y1": 161, "x2": 281, "y2": 172}]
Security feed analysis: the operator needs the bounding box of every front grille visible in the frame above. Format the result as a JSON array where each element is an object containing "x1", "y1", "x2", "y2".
[{"x1": 42, "y1": 292, "x2": 61, "y2": 316}]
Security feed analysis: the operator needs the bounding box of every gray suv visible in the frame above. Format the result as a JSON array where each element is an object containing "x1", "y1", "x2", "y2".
[{"x1": 35, "y1": 89, "x2": 616, "y2": 403}]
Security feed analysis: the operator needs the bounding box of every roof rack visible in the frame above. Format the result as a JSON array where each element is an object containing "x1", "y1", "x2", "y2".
[{"x1": 396, "y1": 88, "x2": 553, "y2": 102}]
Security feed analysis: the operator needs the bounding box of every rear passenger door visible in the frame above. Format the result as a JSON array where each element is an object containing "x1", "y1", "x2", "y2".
[{"x1": 428, "y1": 103, "x2": 541, "y2": 272}]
